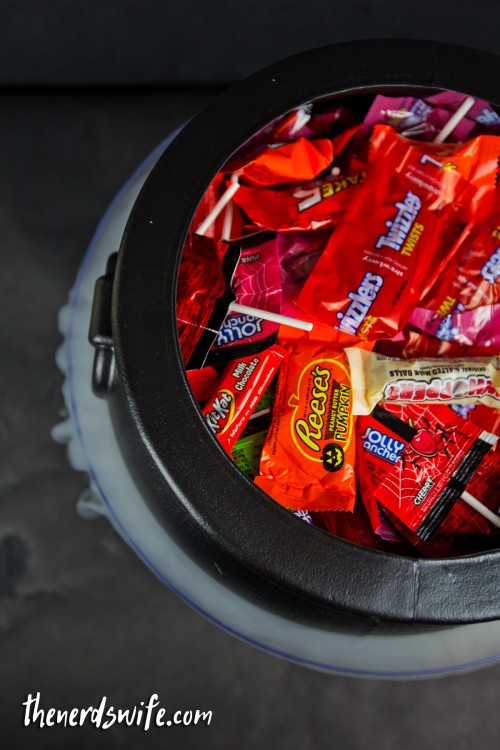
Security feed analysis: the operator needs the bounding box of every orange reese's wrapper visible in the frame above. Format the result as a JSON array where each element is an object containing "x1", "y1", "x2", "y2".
[{"x1": 255, "y1": 327, "x2": 357, "y2": 511}]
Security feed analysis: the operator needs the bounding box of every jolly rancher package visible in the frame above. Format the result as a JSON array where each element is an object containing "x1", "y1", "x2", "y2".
[{"x1": 255, "y1": 325, "x2": 372, "y2": 511}]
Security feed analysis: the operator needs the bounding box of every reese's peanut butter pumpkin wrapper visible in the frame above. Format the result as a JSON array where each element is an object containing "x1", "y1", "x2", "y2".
[{"x1": 254, "y1": 325, "x2": 369, "y2": 511}]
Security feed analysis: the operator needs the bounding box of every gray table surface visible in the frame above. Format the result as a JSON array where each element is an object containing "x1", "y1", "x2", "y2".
[{"x1": 0, "y1": 89, "x2": 499, "y2": 749}]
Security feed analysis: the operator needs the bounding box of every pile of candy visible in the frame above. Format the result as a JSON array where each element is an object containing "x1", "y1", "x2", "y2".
[{"x1": 176, "y1": 90, "x2": 500, "y2": 558}]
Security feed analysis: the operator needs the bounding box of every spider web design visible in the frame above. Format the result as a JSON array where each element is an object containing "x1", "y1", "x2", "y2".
[
  {"x1": 232, "y1": 240, "x2": 281, "y2": 313},
  {"x1": 376, "y1": 403, "x2": 491, "y2": 539}
]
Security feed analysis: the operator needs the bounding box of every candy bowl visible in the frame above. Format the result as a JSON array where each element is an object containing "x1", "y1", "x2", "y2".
[{"x1": 58, "y1": 40, "x2": 500, "y2": 678}]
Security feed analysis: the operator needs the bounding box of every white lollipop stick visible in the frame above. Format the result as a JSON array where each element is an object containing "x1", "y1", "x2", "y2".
[
  {"x1": 221, "y1": 198, "x2": 235, "y2": 241},
  {"x1": 461, "y1": 490, "x2": 500, "y2": 530},
  {"x1": 221, "y1": 174, "x2": 239, "y2": 241},
  {"x1": 433, "y1": 96, "x2": 475, "y2": 144},
  {"x1": 196, "y1": 180, "x2": 240, "y2": 236},
  {"x1": 228, "y1": 301, "x2": 313, "y2": 331}
]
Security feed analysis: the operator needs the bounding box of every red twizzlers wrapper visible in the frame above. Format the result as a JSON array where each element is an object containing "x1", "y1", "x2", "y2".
[
  {"x1": 202, "y1": 346, "x2": 286, "y2": 452},
  {"x1": 297, "y1": 125, "x2": 498, "y2": 340}
]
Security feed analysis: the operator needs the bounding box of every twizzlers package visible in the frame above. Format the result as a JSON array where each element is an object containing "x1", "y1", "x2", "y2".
[
  {"x1": 254, "y1": 326, "x2": 370, "y2": 511},
  {"x1": 297, "y1": 125, "x2": 499, "y2": 340}
]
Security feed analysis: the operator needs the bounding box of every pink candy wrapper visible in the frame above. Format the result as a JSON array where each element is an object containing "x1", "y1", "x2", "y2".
[
  {"x1": 410, "y1": 304, "x2": 500, "y2": 347},
  {"x1": 362, "y1": 92, "x2": 500, "y2": 142},
  {"x1": 213, "y1": 235, "x2": 281, "y2": 352}
]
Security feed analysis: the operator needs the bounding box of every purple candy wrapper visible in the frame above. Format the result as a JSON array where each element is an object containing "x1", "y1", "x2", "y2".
[
  {"x1": 409, "y1": 304, "x2": 500, "y2": 347},
  {"x1": 362, "y1": 91, "x2": 500, "y2": 142},
  {"x1": 276, "y1": 230, "x2": 331, "y2": 317}
]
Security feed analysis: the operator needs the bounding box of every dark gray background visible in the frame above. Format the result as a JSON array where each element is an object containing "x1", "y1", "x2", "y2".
[
  {"x1": 1, "y1": 0, "x2": 500, "y2": 86},
  {"x1": 1, "y1": 2, "x2": 500, "y2": 748}
]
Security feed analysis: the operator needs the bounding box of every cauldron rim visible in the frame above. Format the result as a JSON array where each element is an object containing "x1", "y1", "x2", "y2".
[{"x1": 111, "y1": 39, "x2": 500, "y2": 625}]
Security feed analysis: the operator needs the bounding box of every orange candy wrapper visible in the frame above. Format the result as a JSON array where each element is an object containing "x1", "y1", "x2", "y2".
[
  {"x1": 236, "y1": 137, "x2": 334, "y2": 186},
  {"x1": 368, "y1": 125, "x2": 500, "y2": 218},
  {"x1": 255, "y1": 325, "x2": 372, "y2": 511}
]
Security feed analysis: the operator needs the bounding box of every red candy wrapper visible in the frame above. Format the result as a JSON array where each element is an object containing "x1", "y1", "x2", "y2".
[
  {"x1": 419, "y1": 193, "x2": 500, "y2": 321},
  {"x1": 384, "y1": 450, "x2": 500, "y2": 556},
  {"x1": 186, "y1": 366, "x2": 220, "y2": 403},
  {"x1": 232, "y1": 128, "x2": 366, "y2": 232},
  {"x1": 176, "y1": 233, "x2": 234, "y2": 367},
  {"x1": 236, "y1": 138, "x2": 334, "y2": 187},
  {"x1": 368, "y1": 125, "x2": 500, "y2": 217},
  {"x1": 202, "y1": 345, "x2": 286, "y2": 452},
  {"x1": 366, "y1": 404, "x2": 497, "y2": 546},
  {"x1": 297, "y1": 125, "x2": 481, "y2": 340}
]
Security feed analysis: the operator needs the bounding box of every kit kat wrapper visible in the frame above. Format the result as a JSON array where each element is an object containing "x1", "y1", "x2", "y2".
[{"x1": 202, "y1": 345, "x2": 286, "y2": 453}]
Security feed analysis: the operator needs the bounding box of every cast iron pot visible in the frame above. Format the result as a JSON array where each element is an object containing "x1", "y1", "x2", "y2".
[{"x1": 90, "y1": 39, "x2": 500, "y2": 629}]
